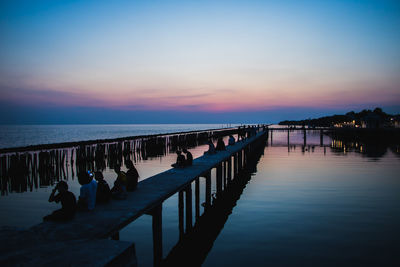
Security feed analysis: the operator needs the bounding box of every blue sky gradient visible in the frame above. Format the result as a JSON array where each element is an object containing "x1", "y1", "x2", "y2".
[{"x1": 1, "y1": 0, "x2": 399, "y2": 123}]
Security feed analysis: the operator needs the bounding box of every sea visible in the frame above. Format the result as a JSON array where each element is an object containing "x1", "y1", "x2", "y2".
[
  {"x1": 0, "y1": 124, "x2": 399, "y2": 266},
  {"x1": 0, "y1": 124, "x2": 237, "y2": 149}
]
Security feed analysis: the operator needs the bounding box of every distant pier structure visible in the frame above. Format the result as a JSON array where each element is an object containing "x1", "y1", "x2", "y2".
[
  {"x1": 268, "y1": 126, "x2": 327, "y2": 147},
  {"x1": 0, "y1": 126, "x2": 268, "y2": 266}
]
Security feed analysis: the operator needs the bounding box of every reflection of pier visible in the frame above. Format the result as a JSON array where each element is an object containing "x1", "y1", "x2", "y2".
[
  {"x1": 0, "y1": 128, "x2": 268, "y2": 266},
  {"x1": 268, "y1": 127, "x2": 328, "y2": 131},
  {"x1": 268, "y1": 128, "x2": 326, "y2": 148},
  {"x1": 164, "y1": 138, "x2": 265, "y2": 266},
  {"x1": 268, "y1": 127, "x2": 400, "y2": 158}
]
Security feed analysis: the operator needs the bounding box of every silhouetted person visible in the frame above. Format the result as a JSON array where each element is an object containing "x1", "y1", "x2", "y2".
[
  {"x1": 183, "y1": 148, "x2": 193, "y2": 166},
  {"x1": 95, "y1": 171, "x2": 111, "y2": 204},
  {"x1": 172, "y1": 150, "x2": 186, "y2": 168},
  {"x1": 246, "y1": 126, "x2": 252, "y2": 138},
  {"x1": 216, "y1": 137, "x2": 226, "y2": 151},
  {"x1": 125, "y1": 160, "x2": 139, "y2": 191},
  {"x1": 111, "y1": 165, "x2": 127, "y2": 199},
  {"x1": 251, "y1": 126, "x2": 257, "y2": 137},
  {"x1": 43, "y1": 181, "x2": 76, "y2": 221},
  {"x1": 205, "y1": 140, "x2": 216, "y2": 155},
  {"x1": 238, "y1": 126, "x2": 246, "y2": 140},
  {"x1": 228, "y1": 135, "x2": 235, "y2": 145},
  {"x1": 77, "y1": 171, "x2": 97, "y2": 211}
]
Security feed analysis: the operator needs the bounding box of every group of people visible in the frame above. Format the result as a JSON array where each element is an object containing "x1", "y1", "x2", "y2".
[
  {"x1": 204, "y1": 135, "x2": 236, "y2": 155},
  {"x1": 238, "y1": 125, "x2": 260, "y2": 140},
  {"x1": 172, "y1": 135, "x2": 237, "y2": 167},
  {"x1": 44, "y1": 134, "x2": 243, "y2": 221},
  {"x1": 172, "y1": 148, "x2": 193, "y2": 168},
  {"x1": 43, "y1": 160, "x2": 139, "y2": 222}
]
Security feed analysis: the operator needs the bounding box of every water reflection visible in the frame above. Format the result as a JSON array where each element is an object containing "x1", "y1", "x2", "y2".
[
  {"x1": 330, "y1": 139, "x2": 400, "y2": 159},
  {"x1": 0, "y1": 129, "x2": 238, "y2": 195},
  {"x1": 163, "y1": 137, "x2": 266, "y2": 266},
  {"x1": 268, "y1": 129, "x2": 400, "y2": 160}
]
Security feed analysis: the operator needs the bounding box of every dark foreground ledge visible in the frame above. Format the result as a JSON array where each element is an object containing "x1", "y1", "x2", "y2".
[{"x1": 0, "y1": 226, "x2": 137, "y2": 266}]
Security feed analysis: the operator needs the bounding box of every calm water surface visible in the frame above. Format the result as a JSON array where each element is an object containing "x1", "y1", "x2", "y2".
[
  {"x1": 202, "y1": 145, "x2": 400, "y2": 267},
  {"x1": 121, "y1": 131, "x2": 400, "y2": 266},
  {"x1": 0, "y1": 124, "x2": 236, "y2": 148},
  {"x1": 0, "y1": 129, "x2": 399, "y2": 266}
]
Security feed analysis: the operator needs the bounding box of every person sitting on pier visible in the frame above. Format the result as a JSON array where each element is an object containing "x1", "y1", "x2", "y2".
[
  {"x1": 246, "y1": 126, "x2": 252, "y2": 138},
  {"x1": 251, "y1": 126, "x2": 257, "y2": 137},
  {"x1": 228, "y1": 135, "x2": 235, "y2": 145},
  {"x1": 171, "y1": 150, "x2": 186, "y2": 168},
  {"x1": 111, "y1": 165, "x2": 127, "y2": 200},
  {"x1": 216, "y1": 137, "x2": 226, "y2": 151},
  {"x1": 77, "y1": 171, "x2": 98, "y2": 211},
  {"x1": 95, "y1": 171, "x2": 111, "y2": 203},
  {"x1": 125, "y1": 160, "x2": 139, "y2": 191},
  {"x1": 43, "y1": 181, "x2": 76, "y2": 221},
  {"x1": 183, "y1": 148, "x2": 193, "y2": 166},
  {"x1": 238, "y1": 126, "x2": 246, "y2": 141},
  {"x1": 204, "y1": 140, "x2": 216, "y2": 155}
]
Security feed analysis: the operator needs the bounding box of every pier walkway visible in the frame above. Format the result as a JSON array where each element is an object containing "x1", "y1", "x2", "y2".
[
  {"x1": 268, "y1": 127, "x2": 329, "y2": 131},
  {"x1": 0, "y1": 129, "x2": 267, "y2": 266}
]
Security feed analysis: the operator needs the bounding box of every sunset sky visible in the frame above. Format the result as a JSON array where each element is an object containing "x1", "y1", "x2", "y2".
[{"x1": 0, "y1": 0, "x2": 399, "y2": 123}]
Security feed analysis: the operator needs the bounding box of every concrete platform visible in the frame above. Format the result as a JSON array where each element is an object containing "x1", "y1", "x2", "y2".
[
  {"x1": 0, "y1": 227, "x2": 136, "y2": 266},
  {"x1": 0, "y1": 130, "x2": 266, "y2": 265}
]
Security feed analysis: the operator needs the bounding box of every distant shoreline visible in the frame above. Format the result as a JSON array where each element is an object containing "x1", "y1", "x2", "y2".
[{"x1": 279, "y1": 107, "x2": 399, "y2": 129}]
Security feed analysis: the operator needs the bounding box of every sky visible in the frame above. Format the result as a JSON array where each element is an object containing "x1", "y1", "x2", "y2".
[{"x1": 0, "y1": 0, "x2": 399, "y2": 124}]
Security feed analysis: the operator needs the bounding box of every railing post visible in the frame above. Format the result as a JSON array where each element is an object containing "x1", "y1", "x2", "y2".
[
  {"x1": 178, "y1": 190, "x2": 184, "y2": 239},
  {"x1": 243, "y1": 146, "x2": 248, "y2": 166},
  {"x1": 227, "y1": 156, "x2": 232, "y2": 183},
  {"x1": 233, "y1": 153, "x2": 238, "y2": 176},
  {"x1": 195, "y1": 177, "x2": 200, "y2": 221},
  {"x1": 238, "y1": 150, "x2": 242, "y2": 170},
  {"x1": 205, "y1": 171, "x2": 211, "y2": 207},
  {"x1": 320, "y1": 130, "x2": 323, "y2": 147},
  {"x1": 270, "y1": 130, "x2": 273, "y2": 146},
  {"x1": 152, "y1": 204, "x2": 163, "y2": 267},
  {"x1": 185, "y1": 185, "x2": 192, "y2": 232},
  {"x1": 216, "y1": 163, "x2": 223, "y2": 194},
  {"x1": 223, "y1": 160, "x2": 227, "y2": 189}
]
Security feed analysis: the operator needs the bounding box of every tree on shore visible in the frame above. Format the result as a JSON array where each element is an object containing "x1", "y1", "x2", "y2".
[{"x1": 279, "y1": 108, "x2": 398, "y2": 128}]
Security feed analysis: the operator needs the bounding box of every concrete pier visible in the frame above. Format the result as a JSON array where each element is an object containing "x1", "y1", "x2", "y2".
[
  {"x1": 0, "y1": 129, "x2": 267, "y2": 266},
  {"x1": 163, "y1": 137, "x2": 266, "y2": 266},
  {"x1": 0, "y1": 228, "x2": 137, "y2": 266}
]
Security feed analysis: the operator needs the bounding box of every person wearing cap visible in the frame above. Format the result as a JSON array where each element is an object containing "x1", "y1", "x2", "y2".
[
  {"x1": 43, "y1": 181, "x2": 77, "y2": 221},
  {"x1": 77, "y1": 171, "x2": 97, "y2": 210}
]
